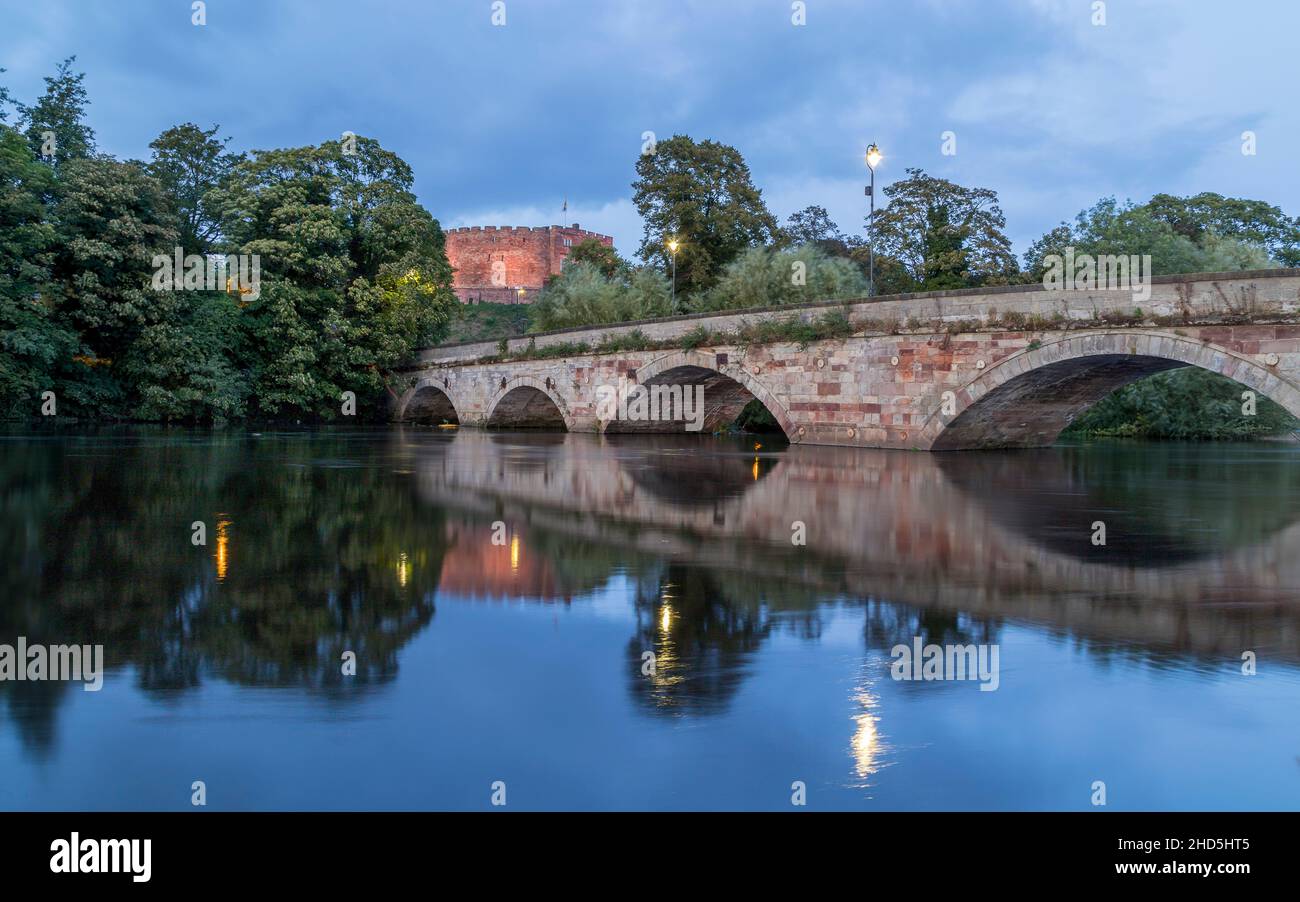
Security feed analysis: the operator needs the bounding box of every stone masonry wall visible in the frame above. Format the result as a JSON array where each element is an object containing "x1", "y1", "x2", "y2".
[{"x1": 445, "y1": 224, "x2": 614, "y2": 304}]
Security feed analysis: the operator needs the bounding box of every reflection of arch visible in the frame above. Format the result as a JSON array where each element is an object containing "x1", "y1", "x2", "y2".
[
  {"x1": 606, "y1": 434, "x2": 783, "y2": 506},
  {"x1": 935, "y1": 446, "x2": 1300, "y2": 566},
  {"x1": 601, "y1": 349, "x2": 793, "y2": 438},
  {"x1": 486, "y1": 376, "x2": 573, "y2": 430},
  {"x1": 925, "y1": 331, "x2": 1300, "y2": 450},
  {"x1": 398, "y1": 378, "x2": 460, "y2": 424}
]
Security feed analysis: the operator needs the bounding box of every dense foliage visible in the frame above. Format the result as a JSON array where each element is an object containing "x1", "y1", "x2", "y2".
[
  {"x1": 687, "y1": 244, "x2": 868, "y2": 312},
  {"x1": 0, "y1": 59, "x2": 458, "y2": 423},
  {"x1": 530, "y1": 261, "x2": 673, "y2": 331},
  {"x1": 1064, "y1": 367, "x2": 1297, "y2": 440}
]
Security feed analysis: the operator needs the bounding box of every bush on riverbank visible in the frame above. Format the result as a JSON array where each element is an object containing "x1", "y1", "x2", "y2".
[{"x1": 1064, "y1": 367, "x2": 1299, "y2": 440}]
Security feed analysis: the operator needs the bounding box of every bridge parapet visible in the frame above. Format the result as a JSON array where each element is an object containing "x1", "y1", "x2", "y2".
[{"x1": 419, "y1": 269, "x2": 1300, "y2": 365}]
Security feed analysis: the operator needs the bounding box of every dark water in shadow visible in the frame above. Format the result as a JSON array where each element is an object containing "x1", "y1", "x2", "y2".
[{"x1": 2, "y1": 427, "x2": 1299, "y2": 810}]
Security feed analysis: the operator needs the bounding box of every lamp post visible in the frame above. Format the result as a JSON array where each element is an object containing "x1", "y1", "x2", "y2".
[
  {"x1": 667, "y1": 238, "x2": 679, "y2": 308},
  {"x1": 865, "y1": 143, "x2": 882, "y2": 297}
]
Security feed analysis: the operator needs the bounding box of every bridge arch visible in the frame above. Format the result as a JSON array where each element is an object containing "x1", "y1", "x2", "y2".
[
  {"x1": 923, "y1": 330, "x2": 1300, "y2": 450},
  {"x1": 601, "y1": 349, "x2": 795, "y2": 437},
  {"x1": 398, "y1": 377, "x2": 461, "y2": 425},
  {"x1": 486, "y1": 375, "x2": 574, "y2": 430}
]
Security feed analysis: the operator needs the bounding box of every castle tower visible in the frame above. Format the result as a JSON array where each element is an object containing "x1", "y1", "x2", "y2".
[{"x1": 443, "y1": 224, "x2": 615, "y2": 304}]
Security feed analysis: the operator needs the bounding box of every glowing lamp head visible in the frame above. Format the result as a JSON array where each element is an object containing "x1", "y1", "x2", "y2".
[
  {"x1": 865, "y1": 143, "x2": 882, "y2": 170},
  {"x1": 667, "y1": 239, "x2": 679, "y2": 253}
]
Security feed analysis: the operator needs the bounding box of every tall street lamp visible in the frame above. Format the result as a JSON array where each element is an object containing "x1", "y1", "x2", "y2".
[
  {"x1": 667, "y1": 238, "x2": 679, "y2": 308},
  {"x1": 865, "y1": 143, "x2": 882, "y2": 297}
]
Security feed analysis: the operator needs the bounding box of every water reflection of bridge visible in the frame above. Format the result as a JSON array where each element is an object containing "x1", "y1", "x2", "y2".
[{"x1": 402, "y1": 429, "x2": 1300, "y2": 663}]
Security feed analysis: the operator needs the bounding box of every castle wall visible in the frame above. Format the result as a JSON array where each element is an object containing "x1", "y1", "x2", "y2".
[{"x1": 444, "y1": 224, "x2": 614, "y2": 304}]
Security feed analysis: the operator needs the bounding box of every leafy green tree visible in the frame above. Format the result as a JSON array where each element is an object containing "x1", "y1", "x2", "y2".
[
  {"x1": 781, "y1": 205, "x2": 857, "y2": 256},
  {"x1": 565, "y1": 238, "x2": 625, "y2": 279},
  {"x1": 147, "y1": 123, "x2": 242, "y2": 254},
  {"x1": 632, "y1": 135, "x2": 778, "y2": 297},
  {"x1": 1022, "y1": 197, "x2": 1273, "y2": 280},
  {"x1": 49, "y1": 157, "x2": 178, "y2": 416},
  {"x1": 210, "y1": 136, "x2": 457, "y2": 419},
  {"x1": 1145, "y1": 192, "x2": 1300, "y2": 267},
  {"x1": 0, "y1": 125, "x2": 77, "y2": 418},
  {"x1": 690, "y1": 244, "x2": 868, "y2": 312},
  {"x1": 869, "y1": 168, "x2": 1019, "y2": 290},
  {"x1": 17, "y1": 57, "x2": 95, "y2": 167},
  {"x1": 119, "y1": 293, "x2": 250, "y2": 422},
  {"x1": 919, "y1": 203, "x2": 971, "y2": 290},
  {"x1": 530, "y1": 262, "x2": 673, "y2": 331}
]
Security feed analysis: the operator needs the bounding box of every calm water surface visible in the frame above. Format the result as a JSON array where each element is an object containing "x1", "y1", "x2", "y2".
[{"x1": 2, "y1": 427, "x2": 1299, "y2": 810}]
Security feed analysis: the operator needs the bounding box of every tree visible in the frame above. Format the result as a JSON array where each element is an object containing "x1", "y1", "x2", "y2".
[
  {"x1": 565, "y1": 238, "x2": 625, "y2": 279},
  {"x1": 1144, "y1": 192, "x2": 1300, "y2": 267},
  {"x1": 147, "y1": 123, "x2": 242, "y2": 254},
  {"x1": 690, "y1": 244, "x2": 868, "y2": 312},
  {"x1": 0, "y1": 125, "x2": 77, "y2": 418},
  {"x1": 210, "y1": 136, "x2": 458, "y2": 419},
  {"x1": 782, "y1": 205, "x2": 857, "y2": 256},
  {"x1": 18, "y1": 57, "x2": 95, "y2": 167},
  {"x1": 1022, "y1": 197, "x2": 1273, "y2": 279},
  {"x1": 868, "y1": 168, "x2": 1019, "y2": 290},
  {"x1": 919, "y1": 203, "x2": 971, "y2": 291},
  {"x1": 48, "y1": 157, "x2": 180, "y2": 416},
  {"x1": 632, "y1": 135, "x2": 778, "y2": 297}
]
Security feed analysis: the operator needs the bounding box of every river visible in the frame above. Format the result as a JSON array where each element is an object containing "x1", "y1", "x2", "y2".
[{"x1": 2, "y1": 427, "x2": 1299, "y2": 810}]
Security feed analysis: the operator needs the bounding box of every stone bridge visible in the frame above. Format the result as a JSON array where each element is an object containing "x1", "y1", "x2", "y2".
[{"x1": 395, "y1": 269, "x2": 1300, "y2": 449}]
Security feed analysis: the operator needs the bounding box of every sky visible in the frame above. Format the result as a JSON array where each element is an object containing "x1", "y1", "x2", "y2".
[{"x1": 1, "y1": 0, "x2": 1296, "y2": 260}]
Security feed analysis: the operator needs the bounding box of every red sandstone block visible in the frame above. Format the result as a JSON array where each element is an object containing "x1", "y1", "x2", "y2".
[
  {"x1": 1229, "y1": 326, "x2": 1280, "y2": 340},
  {"x1": 1256, "y1": 339, "x2": 1297, "y2": 353}
]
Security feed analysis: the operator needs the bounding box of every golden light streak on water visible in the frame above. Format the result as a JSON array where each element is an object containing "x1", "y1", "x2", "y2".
[{"x1": 215, "y1": 518, "x2": 231, "y2": 582}]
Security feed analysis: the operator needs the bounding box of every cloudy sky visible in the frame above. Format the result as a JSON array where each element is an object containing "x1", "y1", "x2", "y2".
[{"x1": 2, "y1": 0, "x2": 1295, "y2": 260}]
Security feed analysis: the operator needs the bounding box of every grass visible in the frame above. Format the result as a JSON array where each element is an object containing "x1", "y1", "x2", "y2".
[{"x1": 443, "y1": 302, "x2": 533, "y2": 345}]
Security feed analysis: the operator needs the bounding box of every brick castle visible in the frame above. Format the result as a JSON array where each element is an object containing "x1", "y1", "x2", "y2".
[{"x1": 444, "y1": 224, "x2": 615, "y2": 304}]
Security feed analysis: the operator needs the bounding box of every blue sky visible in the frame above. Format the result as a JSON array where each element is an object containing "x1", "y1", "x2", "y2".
[{"x1": 2, "y1": 0, "x2": 1296, "y2": 260}]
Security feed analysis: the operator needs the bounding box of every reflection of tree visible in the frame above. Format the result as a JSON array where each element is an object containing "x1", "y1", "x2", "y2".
[
  {"x1": 862, "y1": 601, "x2": 1001, "y2": 671},
  {"x1": 624, "y1": 565, "x2": 775, "y2": 715},
  {"x1": 0, "y1": 430, "x2": 453, "y2": 754}
]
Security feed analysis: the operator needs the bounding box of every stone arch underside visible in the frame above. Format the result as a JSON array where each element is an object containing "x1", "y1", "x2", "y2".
[
  {"x1": 401, "y1": 383, "x2": 460, "y2": 424},
  {"x1": 928, "y1": 332, "x2": 1300, "y2": 451},
  {"x1": 487, "y1": 384, "x2": 569, "y2": 430},
  {"x1": 602, "y1": 352, "x2": 793, "y2": 438}
]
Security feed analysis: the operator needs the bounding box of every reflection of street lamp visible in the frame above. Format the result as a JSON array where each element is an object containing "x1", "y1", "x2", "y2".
[
  {"x1": 517, "y1": 287, "x2": 526, "y2": 303},
  {"x1": 666, "y1": 238, "x2": 679, "y2": 307},
  {"x1": 865, "y1": 143, "x2": 882, "y2": 297}
]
